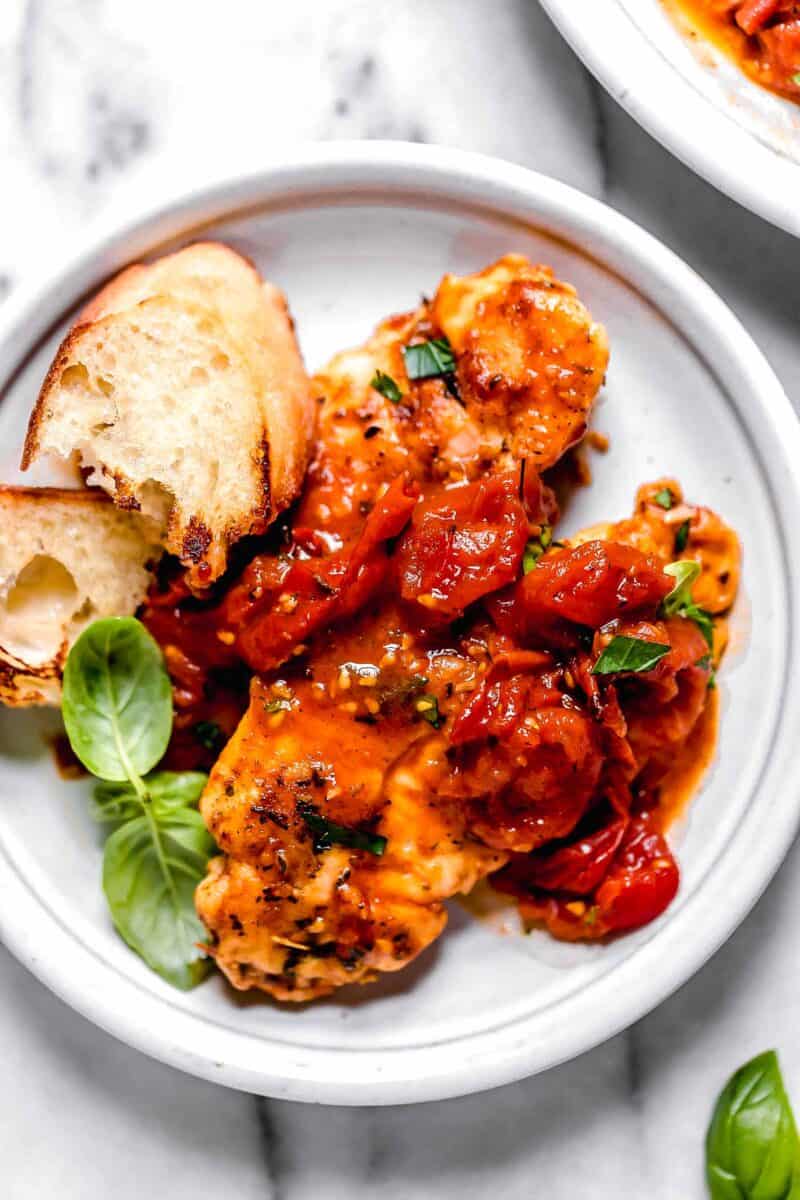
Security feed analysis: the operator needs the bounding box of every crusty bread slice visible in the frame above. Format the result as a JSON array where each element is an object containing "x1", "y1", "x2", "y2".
[
  {"x1": 0, "y1": 487, "x2": 162, "y2": 706},
  {"x1": 22, "y1": 242, "x2": 314, "y2": 586}
]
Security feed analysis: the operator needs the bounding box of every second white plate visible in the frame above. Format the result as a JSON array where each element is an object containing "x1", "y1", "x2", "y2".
[{"x1": 540, "y1": 0, "x2": 800, "y2": 238}]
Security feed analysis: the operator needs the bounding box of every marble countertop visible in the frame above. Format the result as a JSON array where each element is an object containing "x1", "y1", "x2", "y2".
[{"x1": 1, "y1": 2, "x2": 799, "y2": 1197}]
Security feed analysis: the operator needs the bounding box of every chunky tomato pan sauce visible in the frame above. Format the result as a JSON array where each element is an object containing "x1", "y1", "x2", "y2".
[
  {"x1": 143, "y1": 255, "x2": 740, "y2": 1002},
  {"x1": 666, "y1": 0, "x2": 800, "y2": 101}
]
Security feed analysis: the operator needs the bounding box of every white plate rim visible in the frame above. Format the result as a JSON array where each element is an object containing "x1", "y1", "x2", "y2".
[
  {"x1": 539, "y1": 0, "x2": 800, "y2": 239},
  {"x1": 0, "y1": 140, "x2": 798, "y2": 1105}
]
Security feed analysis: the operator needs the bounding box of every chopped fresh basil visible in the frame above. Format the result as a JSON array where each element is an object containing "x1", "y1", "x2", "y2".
[
  {"x1": 653, "y1": 487, "x2": 674, "y2": 510},
  {"x1": 416, "y1": 693, "x2": 441, "y2": 728},
  {"x1": 264, "y1": 697, "x2": 292, "y2": 714},
  {"x1": 370, "y1": 369, "x2": 403, "y2": 404},
  {"x1": 662, "y1": 560, "x2": 701, "y2": 611},
  {"x1": 193, "y1": 720, "x2": 225, "y2": 753},
  {"x1": 403, "y1": 337, "x2": 456, "y2": 380},
  {"x1": 592, "y1": 635, "x2": 671, "y2": 675},
  {"x1": 674, "y1": 518, "x2": 690, "y2": 553},
  {"x1": 298, "y1": 804, "x2": 387, "y2": 856},
  {"x1": 523, "y1": 525, "x2": 553, "y2": 574},
  {"x1": 793, "y1": 72, "x2": 800, "y2": 86},
  {"x1": 662, "y1": 560, "x2": 714, "y2": 649}
]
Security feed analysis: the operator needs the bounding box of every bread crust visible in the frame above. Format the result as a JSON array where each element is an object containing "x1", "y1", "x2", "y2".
[
  {"x1": 23, "y1": 242, "x2": 315, "y2": 585},
  {"x1": 0, "y1": 486, "x2": 161, "y2": 707}
]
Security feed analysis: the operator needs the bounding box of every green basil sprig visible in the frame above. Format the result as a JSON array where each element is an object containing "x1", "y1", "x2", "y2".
[
  {"x1": 62, "y1": 618, "x2": 215, "y2": 990},
  {"x1": 523, "y1": 525, "x2": 554, "y2": 574},
  {"x1": 706, "y1": 1050, "x2": 800, "y2": 1199},
  {"x1": 403, "y1": 337, "x2": 456, "y2": 380},
  {"x1": 370, "y1": 369, "x2": 403, "y2": 404},
  {"x1": 663, "y1": 560, "x2": 714, "y2": 649},
  {"x1": 298, "y1": 803, "x2": 387, "y2": 857},
  {"x1": 592, "y1": 635, "x2": 670, "y2": 675}
]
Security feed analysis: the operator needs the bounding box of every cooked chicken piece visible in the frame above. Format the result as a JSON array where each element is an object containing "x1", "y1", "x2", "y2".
[
  {"x1": 433, "y1": 255, "x2": 609, "y2": 469},
  {"x1": 303, "y1": 254, "x2": 608, "y2": 539},
  {"x1": 197, "y1": 673, "x2": 505, "y2": 1001}
]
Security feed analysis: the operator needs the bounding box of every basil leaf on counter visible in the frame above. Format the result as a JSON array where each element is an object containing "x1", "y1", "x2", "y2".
[
  {"x1": 403, "y1": 337, "x2": 456, "y2": 380},
  {"x1": 592, "y1": 635, "x2": 670, "y2": 675},
  {"x1": 706, "y1": 1050, "x2": 800, "y2": 1200},
  {"x1": 103, "y1": 804, "x2": 215, "y2": 990},
  {"x1": 653, "y1": 487, "x2": 674, "y2": 510},
  {"x1": 62, "y1": 617, "x2": 172, "y2": 781},
  {"x1": 299, "y1": 803, "x2": 387, "y2": 856},
  {"x1": 370, "y1": 369, "x2": 403, "y2": 404}
]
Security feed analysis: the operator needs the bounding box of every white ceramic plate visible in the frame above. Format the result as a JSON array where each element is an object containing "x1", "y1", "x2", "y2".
[
  {"x1": 0, "y1": 143, "x2": 797, "y2": 1106},
  {"x1": 540, "y1": 0, "x2": 800, "y2": 238}
]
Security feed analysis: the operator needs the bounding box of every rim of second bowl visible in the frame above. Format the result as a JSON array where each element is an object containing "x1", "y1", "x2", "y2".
[
  {"x1": 539, "y1": 0, "x2": 800, "y2": 240},
  {"x1": 0, "y1": 142, "x2": 798, "y2": 1105}
]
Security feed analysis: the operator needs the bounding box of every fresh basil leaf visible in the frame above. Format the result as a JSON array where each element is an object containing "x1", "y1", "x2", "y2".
[
  {"x1": 653, "y1": 487, "x2": 674, "y2": 510},
  {"x1": 686, "y1": 604, "x2": 714, "y2": 649},
  {"x1": 662, "y1": 560, "x2": 714, "y2": 649},
  {"x1": 62, "y1": 617, "x2": 172, "y2": 782},
  {"x1": 370, "y1": 369, "x2": 403, "y2": 404},
  {"x1": 298, "y1": 804, "x2": 387, "y2": 856},
  {"x1": 706, "y1": 1050, "x2": 800, "y2": 1200},
  {"x1": 674, "y1": 518, "x2": 690, "y2": 553},
  {"x1": 403, "y1": 337, "x2": 456, "y2": 380},
  {"x1": 523, "y1": 525, "x2": 553, "y2": 574},
  {"x1": 103, "y1": 805, "x2": 215, "y2": 990},
  {"x1": 592, "y1": 635, "x2": 670, "y2": 675},
  {"x1": 663, "y1": 560, "x2": 702, "y2": 613},
  {"x1": 93, "y1": 771, "x2": 208, "y2": 825},
  {"x1": 264, "y1": 697, "x2": 291, "y2": 714}
]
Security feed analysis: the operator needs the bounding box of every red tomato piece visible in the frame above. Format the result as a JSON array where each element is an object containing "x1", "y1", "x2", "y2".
[
  {"x1": 593, "y1": 818, "x2": 680, "y2": 933},
  {"x1": 735, "y1": 0, "x2": 781, "y2": 34},
  {"x1": 449, "y1": 651, "x2": 557, "y2": 745},
  {"x1": 396, "y1": 472, "x2": 530, "y2": 617},
  {"x1": 229, "y1": 475, "x2": 419, "y2": 671},
  {"x1": 490, "y1": 540, "x2": 672, "y2": 649},
  {"x1": 510, "y1": 816, "x2": 679, "y2": 940},
  {"x1": 525, "y1": 817, "x2": 628, "y2": 895}
]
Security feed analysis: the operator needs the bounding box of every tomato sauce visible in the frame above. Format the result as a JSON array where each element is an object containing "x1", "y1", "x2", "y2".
[
  {"x1": 665, "y1": 0, "x2": 800, "y2": 102},
  {"x1": 140, "y1": 262, "x2": 739, "y2": 952}
]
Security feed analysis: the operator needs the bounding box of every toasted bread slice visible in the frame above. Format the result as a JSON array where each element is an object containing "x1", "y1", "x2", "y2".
[
  {"x1": 22, "y1": 242, "x2": 314, "y2": 586},
  {"x1": 0, "y1": 487, "x2": 162, "y2": 706}
]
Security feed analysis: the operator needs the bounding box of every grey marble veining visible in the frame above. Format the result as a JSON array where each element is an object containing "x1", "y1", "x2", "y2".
[{"x1": 1, "y1": 2, "x2": 799, "y2": 1197}]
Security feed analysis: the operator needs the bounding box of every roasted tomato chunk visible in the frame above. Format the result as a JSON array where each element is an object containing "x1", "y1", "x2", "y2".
[
  {"x1": 396, "y1": 472, "x2": 540, "y2": 617},
  {"x1": 503, "y1": 816, "x2": 679, "y2": 940},
  {"x1": 445, "y1": 655, "x2": 604, "y2": 852},
  {"x1": 226, "y1": 476, "x2": 419, "y2": 671},
  {"x1": 491, "y1": 540, "x2": 672, "y2": 648}
]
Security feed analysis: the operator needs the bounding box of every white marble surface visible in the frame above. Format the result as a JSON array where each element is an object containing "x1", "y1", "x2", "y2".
[{"x1": 1, "y1": 2, "x2": 799, "y2": 1196}]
